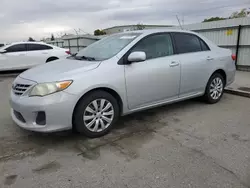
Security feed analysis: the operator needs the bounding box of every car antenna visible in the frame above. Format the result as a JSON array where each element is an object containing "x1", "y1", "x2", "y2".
[{"x1": 176, "y1": 15, "x2": 183, "y2": 30}]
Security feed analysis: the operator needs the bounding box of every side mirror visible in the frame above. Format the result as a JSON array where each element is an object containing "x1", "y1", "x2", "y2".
[
  {"x1": 127, "y1": 51, "x2": 146, "y2": 63},
  {"x1": 0, "y1": 49, "x2": 7, "y2": 54}
]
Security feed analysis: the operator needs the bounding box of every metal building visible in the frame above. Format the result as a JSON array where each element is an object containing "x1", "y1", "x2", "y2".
[
  {"x1": 172, "y1": 17, "x2": 250, "y2": 70},
  {"x1": 46, "y1": 34, "x2": 102, "y2": 54},
  {"x1": 46, "y1": 18, "x2": 250, "y2": 69},
  {"x1": 102, "y1": 24, "x2": 172, "y2": 34}
]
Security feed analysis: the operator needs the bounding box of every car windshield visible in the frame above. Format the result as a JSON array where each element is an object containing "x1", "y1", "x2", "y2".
[{"x1": 74, "y1": 33, "x2": 141, "y2": 61}]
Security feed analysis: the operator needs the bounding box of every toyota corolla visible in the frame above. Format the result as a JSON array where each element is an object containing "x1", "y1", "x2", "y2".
[{"x1": 10, "y1": 29, "x2": 236, "y2": 138}]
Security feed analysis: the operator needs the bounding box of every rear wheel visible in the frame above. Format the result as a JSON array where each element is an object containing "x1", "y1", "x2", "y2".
[
  {"x1": 204, "y1": 73, "x2": 225, "y2": 104},
  {"x1": 73, "y1": 91, "x2": 119, "y2": 138}
]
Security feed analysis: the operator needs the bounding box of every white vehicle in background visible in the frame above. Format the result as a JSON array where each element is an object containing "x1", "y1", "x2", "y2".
[{"x1": 0, "y1": 42, "x2": 70, "y2": 71}]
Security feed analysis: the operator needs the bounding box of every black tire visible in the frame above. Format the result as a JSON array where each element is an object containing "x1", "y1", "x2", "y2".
[
  {"x1": 203, "y1": 73, "x2": 225, "y2": 104},
  {"x1": 73, "y1": 90, "x2": 120, "y2": 138},
  {"x1": 46, "y1": 57, "x2": 58, "y2": 63}
]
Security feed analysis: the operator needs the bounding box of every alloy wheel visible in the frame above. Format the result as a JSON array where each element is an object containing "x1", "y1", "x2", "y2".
[
  {"x1": 83, "y1": 99, "x2": 114, "y2": 132},
  {"x1": 209, "y1": 77, "x2": 223, "y2": 100}
]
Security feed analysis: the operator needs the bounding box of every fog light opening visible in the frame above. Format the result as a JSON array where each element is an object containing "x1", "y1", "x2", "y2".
[{"x1": 36, "y1": 111, "x2": 46, "y2": 125}]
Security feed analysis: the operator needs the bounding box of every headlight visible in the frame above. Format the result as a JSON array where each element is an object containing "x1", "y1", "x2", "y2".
[{"x1": 29, "y1": 80, "x2": 73, "y2": 97}]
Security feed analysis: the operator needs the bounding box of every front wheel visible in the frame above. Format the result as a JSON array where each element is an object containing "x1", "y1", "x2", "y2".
[
  {"x1": 73, "y1": 90, "x2": 119, "y2": 138},
  {"x1": 204, "y1": 73, "x2": 225, "y2": 104}
]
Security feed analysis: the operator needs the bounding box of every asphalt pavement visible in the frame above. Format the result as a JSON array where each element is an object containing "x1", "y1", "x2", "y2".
[{"x1": 0, "y1": 77, "x2": 250, "y2": 188}]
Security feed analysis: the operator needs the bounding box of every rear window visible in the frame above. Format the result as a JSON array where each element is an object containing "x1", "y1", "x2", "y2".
[{"x1": 27, "y1": 44, "x2": 53, "y2": 51}]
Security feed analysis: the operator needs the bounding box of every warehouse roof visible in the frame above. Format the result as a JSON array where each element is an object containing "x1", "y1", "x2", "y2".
[{"x1": 103, "y1": 24, "x2": 173, "y2": 31}]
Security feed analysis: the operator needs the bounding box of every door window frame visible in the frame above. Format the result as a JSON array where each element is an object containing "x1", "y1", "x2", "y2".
[{"x1": 118, "y1": 32, "x2": 176, "y2": 65}]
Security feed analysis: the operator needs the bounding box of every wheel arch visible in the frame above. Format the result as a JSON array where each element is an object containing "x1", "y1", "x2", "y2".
[
  {"x1": 211, "y1": 69, "x2": 227, "y2": 86},
  {"x1": 72, "y1": 87, "x2": 124, "y2": 128},
  {"x1": 46, "y1": 56, "x2": 59, "y2": 63}
]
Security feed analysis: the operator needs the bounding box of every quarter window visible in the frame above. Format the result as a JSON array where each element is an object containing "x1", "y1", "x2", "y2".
[
  {"x1": 27, "y1": 44, "x2": 53, "y2": 51},
  {"x1": 5, "y1": 44, "x2": 26, "y2": 53},
  {"x1": 200, "y1": 39, "x2": 210, "y2": 51},
  {"x1": 132, "y1": 33, "x2": 174, "y2": 60},
  {"x1": 173, "y1": 33, "x2": 202, "y2": 54}
]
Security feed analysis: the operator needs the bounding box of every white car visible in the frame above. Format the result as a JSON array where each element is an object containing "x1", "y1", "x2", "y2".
[{"x1": 0, "y1": 42, "x2": 70, "y2": 71}]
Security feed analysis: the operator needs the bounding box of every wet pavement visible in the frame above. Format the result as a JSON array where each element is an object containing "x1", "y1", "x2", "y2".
[{"x1": 0, "y1": 77, "x2": 250, "y2": 188}]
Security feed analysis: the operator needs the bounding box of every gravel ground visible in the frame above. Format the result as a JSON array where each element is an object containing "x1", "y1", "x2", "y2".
[{"x1": 0, "y1": 77, "x2": 250, "y2": 188}]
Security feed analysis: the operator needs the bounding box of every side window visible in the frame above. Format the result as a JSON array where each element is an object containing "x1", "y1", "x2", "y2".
[
  {"x1": 200, "y1": 39, "x2": 210, "y2": 51},
  {"x1": 132, "y1": 33, "x2": 174, "y2": 60},
  {"x1": 5, "y1": 44, "x2": 26, "y2": 53},
  {"x1": 27, "y1": 44, "x2": 53, "y2": 51},
  {"x1": 173, "y1": 33, "x2": 202, "y2": 54}
]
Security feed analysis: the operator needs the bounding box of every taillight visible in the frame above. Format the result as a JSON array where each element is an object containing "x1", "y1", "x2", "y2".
[
  {"x1": 231, "y1": 54, "x2": 236, "y2": 61},
  {"x1": 65, "y1": 50, "x2": 71, "y2": 55}
]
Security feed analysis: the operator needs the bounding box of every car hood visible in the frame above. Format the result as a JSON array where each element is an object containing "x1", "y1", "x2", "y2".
[{"x1": 19, "y1": 59, "x2": 101, "y2": 83}]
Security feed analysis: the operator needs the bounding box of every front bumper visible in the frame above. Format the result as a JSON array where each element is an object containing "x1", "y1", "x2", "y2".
[{"x1": 10, "y1": 90, "x2": 78, "y2": 133}]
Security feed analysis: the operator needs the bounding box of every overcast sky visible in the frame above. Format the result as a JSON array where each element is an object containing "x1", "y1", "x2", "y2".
[{"x1": 0, "y1": 0, "x2": 249, "y2": 42}]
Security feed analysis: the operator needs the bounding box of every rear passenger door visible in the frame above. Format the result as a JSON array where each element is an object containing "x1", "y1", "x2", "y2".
[
  {"x1": 26, "y1": 43, "x2": 53, "y2": 66},
  {"x1": 172, "y1": 32, "x2": 213, "y2": 97}
]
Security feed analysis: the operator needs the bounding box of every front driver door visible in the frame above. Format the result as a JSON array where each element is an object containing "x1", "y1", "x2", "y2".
[
  {"x1": 125, "y1": 33, "x2": 181, "y2": 110},
  {"x1": 1, "y1": 44, "x2": 28, "y2": 70}
]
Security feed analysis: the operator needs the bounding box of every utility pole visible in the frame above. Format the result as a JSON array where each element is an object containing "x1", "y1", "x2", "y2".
[{"x1": 176, "y1": 15, "x2": 183, "y2": 30}]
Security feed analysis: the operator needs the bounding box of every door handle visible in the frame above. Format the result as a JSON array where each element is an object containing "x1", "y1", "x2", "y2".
[
  {"x1": 207, "y1": 56, "x2": 214, "y2": 61},
  {"x1": 42, "y1": 52, "x2": 48, "y2": 54},
  {"x1": 169, "y1": 61, "x2": 179, "y2": 67}
]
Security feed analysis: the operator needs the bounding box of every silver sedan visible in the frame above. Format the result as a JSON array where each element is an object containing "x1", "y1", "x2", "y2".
[{"x1": 10, "y1": 29, "x2": 236, "y2": 137}]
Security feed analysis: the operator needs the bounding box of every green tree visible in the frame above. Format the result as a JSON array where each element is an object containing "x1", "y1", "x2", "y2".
[
  {"x1": 51, "y1": 34, "x2": 55, "y2": 41},
  {"x1": 203, "y1": 8, "x2": 249, "y2": 23},
  {"x1": 230, "y1": 8, "x2": 249, "y2": 18},
  {"x1": 94, "y1": 29, "x2": 106, "y2": 36},
  {"x1": 203, "y1": 17, "x2": 226, "y2": 22},
  {"x1": 135, "y1": 23, "x2": 145, "y2": 30},
  {"x1": 28, "y1": 37, "x2": 35, "y2": 41}
]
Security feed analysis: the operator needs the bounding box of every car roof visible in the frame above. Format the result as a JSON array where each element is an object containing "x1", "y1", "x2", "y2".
[
  {"x1": 9, "y1": 41, "x2": 50, "y2": 45},
  {"x1": 120, "y1": 28, "x2": 197, "y2": 35}
]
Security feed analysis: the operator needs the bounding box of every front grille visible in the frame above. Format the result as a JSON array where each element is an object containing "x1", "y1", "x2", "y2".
[{"x1": 13, "y1": 84, "x2": 31, "y2": 96}]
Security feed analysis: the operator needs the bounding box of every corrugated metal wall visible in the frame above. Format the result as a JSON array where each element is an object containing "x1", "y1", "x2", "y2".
[
  {"x1": 46, "y1": 40, "x2": 64, "y2": 48},
  {"x1": 46, "y1": 35, "x2": 101, "y2": 54},
  {"x1": 63, "y1": 37, "x2": 99, "y2": 54},
  {"x1": 46, "y1": 18, "x2": 250, "y2": 69},
  {"x1": 172, "y1": 17, "x2": 250, "y2": 69}
]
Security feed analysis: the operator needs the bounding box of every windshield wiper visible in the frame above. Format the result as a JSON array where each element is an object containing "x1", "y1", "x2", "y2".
[{"x1": 76, "y1": 55, "x2": 96, "y2": 61}]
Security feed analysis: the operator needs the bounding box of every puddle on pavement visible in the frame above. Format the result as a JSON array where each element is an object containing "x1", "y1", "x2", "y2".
[
  {"x1": 0, "y1": 99, "x2": 201, "y2": 162},
  {"x1": 4, "y1": 174, "x2": 18, "y2": 185},
  {"x1": 231, "y1": 133, "x2": 250, "y2": 142}
]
